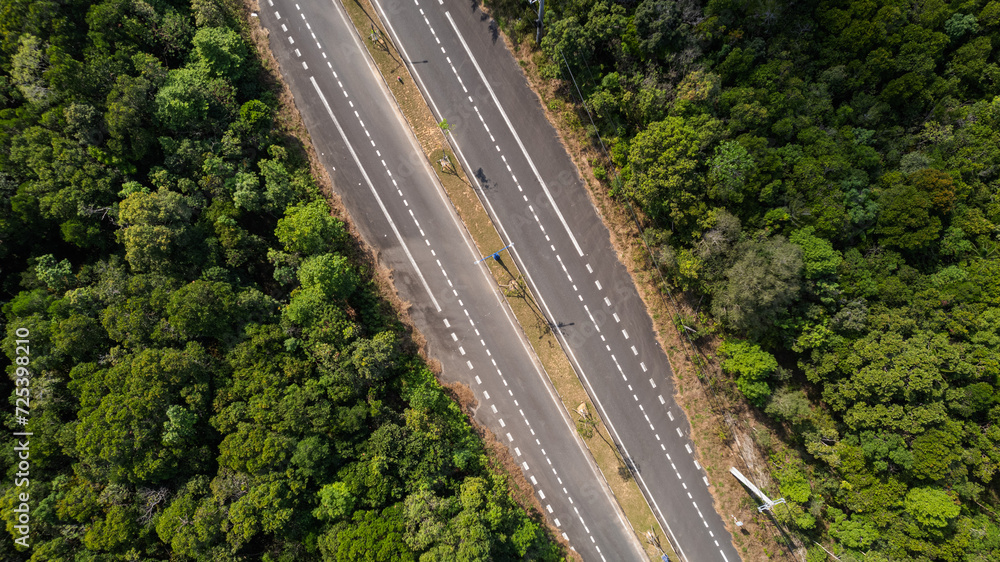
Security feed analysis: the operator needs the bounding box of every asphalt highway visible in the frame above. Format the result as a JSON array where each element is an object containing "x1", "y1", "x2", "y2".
[
  {"x1": 256, "y1": 1, "x2": 648, "y2": 559},
  {"x1": 366, "y1": 1, "x2": 742, "y2": 560}
]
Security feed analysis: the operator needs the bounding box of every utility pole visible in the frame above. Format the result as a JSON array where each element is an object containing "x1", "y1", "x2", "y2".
[
  {"x1": 730, "y1": 467, "x2": 786, "y2": 512},
  {"x1": 529, "y1": 0, "x2": 544, "y2": 44}
]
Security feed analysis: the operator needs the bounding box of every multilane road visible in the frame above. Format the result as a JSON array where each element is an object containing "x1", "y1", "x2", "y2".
[
  {"x1": 368, "y1": 1, "x2": 741, "y2": 561},
  {"x1": 257, "y1": 1, "x2": 647, "y2": 559}
]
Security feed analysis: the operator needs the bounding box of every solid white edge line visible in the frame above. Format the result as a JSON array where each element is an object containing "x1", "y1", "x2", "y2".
[
  {"x1": 443, "y1": 10, "x2": 585, "y2": 258},
  {"x1": 309, "y1": 76, "x2": 441, "y2": 312},
  {"x1": 367, "y1": 1, "x2": 644, "y2": 558}
]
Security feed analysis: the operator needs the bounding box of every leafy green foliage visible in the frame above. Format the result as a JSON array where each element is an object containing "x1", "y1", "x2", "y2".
[
  {"x1": 710, "y1": 236, "x2": 803, "y2": 338},
  {"x1": 789, "y1": 227, "x2": 842, "y2": 279},
  {"x1": 11, "y1": 34, "x2": 49, "y2": 104},
  {"x1": 192, "y1": 26, "x2": 248, "y2": 79},
  {"x1": 319, "y1": 506, "x2": 414, "y2": 562},
  {"x1": 720, "y1": 340, "x2": 777, "y2": 407},
  {"x1": 34, "y1": 254, "x2": 73, "y2": 291},
  {"x1": 708, "y1": 140, "x2": 755, "y2": 202},
  {"x1": 905, "y1": 487, "x2": 961, "y2": 528},
  {"x1": 71, "y1": 344, "x2": 212, "y2": 484},
  {"x1": 297, "y1": 253, "x2": 358, "y2": 301},
  {"x1": 523, "y1": 0, "x2": 1000, "y2": 557},
  {"x1": 875, "y1": 173, "x2": 943, "y2": 250},
  {"x1": 166, "y1": 280, "x2": 237, "y2": 339},
  {"x1": 276, "y1": 200, "x2": 348, "y2": 255},
  {"x1": 155, "y1": 66, "x2": 211, "y2": 130},
  {"x1": 162, "y1": 404, "x2": 198, "y2": 448},
  {"x1": 117, "y1": 189, "x2": 196, "y2": 273},
  {"x1": 315, "y1": 482, "x2": 356, "y2": 521},
  {"x1": 625, "y1": 116, "x2": 707, "y2": 230}
]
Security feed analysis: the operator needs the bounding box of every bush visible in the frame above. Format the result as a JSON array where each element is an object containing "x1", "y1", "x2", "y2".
[{"x1": 720, "y1": 340, "x2": 776, "y2": 407}]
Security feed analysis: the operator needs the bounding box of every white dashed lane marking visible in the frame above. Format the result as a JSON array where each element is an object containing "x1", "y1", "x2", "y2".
[
  {"x1": 352, "y1": 4, "x2": 631, "y2": 555},
  {"x1": 405, "y1": 35, "x2": 709, "y2": 542}
]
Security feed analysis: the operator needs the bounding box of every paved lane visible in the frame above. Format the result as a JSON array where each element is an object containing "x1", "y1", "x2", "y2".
[
  {"x1": 367, "y1": 1, "x2": 741, "y2": 560},
  {"x1": 257, "y1": 1, "x2": 647, "y2": 559}
]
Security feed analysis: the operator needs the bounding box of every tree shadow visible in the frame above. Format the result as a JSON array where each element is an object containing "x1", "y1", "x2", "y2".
[
  {"x1": 492, "y1": 256, "x2": 548, "y2": 330},
  {"x1": 489, "y1": 19, "x2": 499, "y2": 43},
  {"x1": 474, "y1": 167, "x2": 491, "y2": 189},
  {"x1": 618, "y1": 455, "x2": 639, "y2": 482},
  {"x1": 762, "y1": 507, "x2": 799, "y2": 559}
]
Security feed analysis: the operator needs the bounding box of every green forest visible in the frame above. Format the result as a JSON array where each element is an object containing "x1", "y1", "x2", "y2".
[
  {"x1": 491, "y1": 0, "x2": 1000, "y2": 559},
  {"x1": 0, "y1": 0, "x2": 562, "y2": 560}
]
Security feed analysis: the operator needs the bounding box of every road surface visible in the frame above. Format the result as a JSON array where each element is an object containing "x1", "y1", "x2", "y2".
[
  {"x1": 367, "y1": 1, "x2": 742, "y2": 560},
  {"x1": 257, "y1": 1, "x2": 648, "y2": 559}
]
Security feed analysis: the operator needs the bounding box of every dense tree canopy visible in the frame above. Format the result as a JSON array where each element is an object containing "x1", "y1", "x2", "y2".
[{"x1": 0, "y1": 1, "x2": 561, "y2": 559}]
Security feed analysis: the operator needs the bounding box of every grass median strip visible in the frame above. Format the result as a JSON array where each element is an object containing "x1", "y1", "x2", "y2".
[{"x1": 339, "y1": 0, "x2": 672, "y2": 560}]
